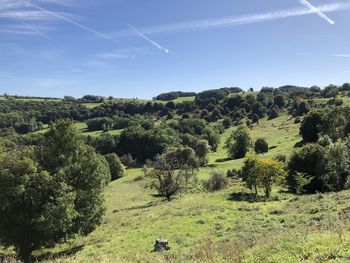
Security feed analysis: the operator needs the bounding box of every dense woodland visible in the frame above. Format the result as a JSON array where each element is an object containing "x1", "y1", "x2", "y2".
[{"x1": 1, "y1": 83, "x2": 350, "y2": 262}]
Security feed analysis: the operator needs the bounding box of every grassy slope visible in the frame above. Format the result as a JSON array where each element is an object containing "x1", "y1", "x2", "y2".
[{"x1": 33, "y1": 114, "x2": 350, "y2": 262}]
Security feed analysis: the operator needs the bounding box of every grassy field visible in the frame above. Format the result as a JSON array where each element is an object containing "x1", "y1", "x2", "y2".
[
  {"x1": 75, "y1": 122, "x2": 123, "y2": 137},
  {"x1": 34, "y1": 122, "x2": 123, "y2": 137},
  {"x1": 5, "y1": 113, "x2": 350, "y2": 262},
  {"x1": 20, "y1": 114, "x2": 350, "y2": 263},
  {"x1": 81, "y1": 103, "x2": 103, "y2": 109}
]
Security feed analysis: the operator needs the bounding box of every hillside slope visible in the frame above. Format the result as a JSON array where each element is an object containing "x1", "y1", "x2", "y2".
[{"x1": 31, "y1": 115, "x2": 350, "y2": 263}]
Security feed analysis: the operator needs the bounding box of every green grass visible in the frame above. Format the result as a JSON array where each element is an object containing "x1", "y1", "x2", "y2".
[
  {"x1": 207, "y1": 114, "x2": 301, "y2": 174},
  {"x1": 75, "y1": 122, "x2": 123, "y2": 137},
  {"x1": 81, "y1": 103, "x2": 103, "y2": 109},
  {"x1": 6, "y1": 114, "x2": 350, "y2": 263},
  {"x1": 171, "y1": 96, "x2": 196, "y2": 103},
  {"x1": 33, "y1": 122, "x2": 124, "y2": 137},
  {"x1": 0, "y1": 96, "x2": 61, "y2": 102}
]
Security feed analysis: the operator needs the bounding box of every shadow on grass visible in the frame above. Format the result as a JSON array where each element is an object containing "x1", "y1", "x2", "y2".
[
  {"x1": 215, "y1": 157, "x2": 234, "y2": 163},
  {"x1": 35, "y1": 245, "x2": 84, "y2": 261},
  {"x1": 294, "y1": 140, "x2": 307, "y2": 148},
  {"x1": 113, "y1": 201, "x2": 163, "y2": 213},
  {"x1": 228, "y1": 192, "x2": 267, "y2": 203}
]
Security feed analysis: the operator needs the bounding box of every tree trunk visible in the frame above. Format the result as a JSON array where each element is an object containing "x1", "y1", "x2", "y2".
[
  {"x1": 18, "y1": 246, "x2": 32, "y2": 263},
  {"x1": 265, "y1": 187, "x2": 270, "y2": 198}
]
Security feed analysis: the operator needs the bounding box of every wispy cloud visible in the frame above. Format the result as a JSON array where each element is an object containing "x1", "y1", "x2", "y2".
[
  {"x1": 16, "y1": 19, "x2": 58, "y2": 43},
  {"x1": 29, "y1": 2, "x2": 118, "y2": 43},
  {"x1": 127, "y1": 24, "x2": 169, "y2": 54},
  {"x1": 112, "y1": 2, "x2": 350, "y2": 38},
  {"x1": 96, "y1": 47, "x2": 147, "y2": 60},
  {"x1": 331, "y1": 54, "x2": 350, "y2": 58},
  {"x1": 0, "y1": 0, "x2": 116, "y2": 44},
  {"x1": 298, "y1": 0, "x2": 335, "y2": 24}
]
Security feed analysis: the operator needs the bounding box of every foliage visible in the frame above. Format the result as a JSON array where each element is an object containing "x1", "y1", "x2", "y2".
[
  {"x1": 222, "y1": 118, "x2": 231, "y2": 129},
  {"x1": 201, "y1": 127, "x2": 220, "y2": 152},
  {"x1": 322, "y1": 141, "x2": 350, "y2": 191},
  {"x1": 0, "y1": 148, "x2": 76, "y2": 263},
  {"x1": 117, "y1": 125, "x2": 179, "y2": 162},
  {"x1": 254, "y1": 138, "x2": 269, "y2": 154},
  {"x1": 0, "y1": 120, "x2": 110, "y2": 262},
  {"x1": 300, "y1": 111, "x2": 323, "y2": 142},
  {"x1": 253, "y1": 159, "x2": 286, "y2": 198},
  {"x1": 195, "y1": 140, "x2": 210, "y2": 166},
  {"x1": 240, "y1": 157, "x2": 259, "y2": 193},
  {"x1": 203, "y1": 172, "x2": 228, "y2": 192},
  {"x1": 294, "y1": 172, "x2": 312, "y2": 195},
  {"x1": 104, "y1": 153, "x2": 125, "y2": 181},
  {"x1": 145, "y1": 152, "x2": 195, "y2": 201},
  {"x1": 225, "y1": 125, "x2": 252, "y2": 159},
  {"x1": 287, "y1": 144, "x2": 326, "y2": 193}
]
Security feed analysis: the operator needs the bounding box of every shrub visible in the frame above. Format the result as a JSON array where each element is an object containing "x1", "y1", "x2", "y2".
[
  {"x1": 120, "y1": 153, "x2": 137, "y2": 167},
  {"x1": 251, "y1": 114, "x2": 259, "y2": 124},
  {"x1": 322, "y1": 141, "x2": 350, "y2": 191},
  {"x1": 204, "y1": 172, "x2": 228, "y2": 192},
  {"x1": 253, "y1": 159, "x2": 286, "y2": 198},
  {"x1": 227, "y1": 168, "x2": 239, "y2": 178},
  {"x1": 222, "y1": 118, "x2": 231, "y2": 129},
  {"x1": 104, "y1": 153, "x2": 125, "y2": 181},
  {"x1": 274, "y1": 95, "x2": 285, "y2": 108},
  {"x1": 145, "y1": 156, "x2": 184, "y2": 201},
  {"x1": 225, "y1": 125, "x2": 252, "y2": 159},
  {"x1": 294, "y1": 116, "x2": 301, "y2": 124},
  {"x1": 300, "y1": 111, "x2": 323, "y2": 142},
  {"x1": 254, "y1": 138, "x2": 269, "y2": 154},
  {"x1": 268, "y1": 107, "x2": 279, "y2": 120},
  {"x1": 240, "y1": 157, "x2": 259, "y2": 193},
  {"x1": 287, "y1": 144, "x2": 326, "y2": 193}
]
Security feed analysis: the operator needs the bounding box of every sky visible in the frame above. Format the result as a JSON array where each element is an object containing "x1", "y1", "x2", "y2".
[{"x1": 0, "y1": 0, "x2": 350, "y2": 99}]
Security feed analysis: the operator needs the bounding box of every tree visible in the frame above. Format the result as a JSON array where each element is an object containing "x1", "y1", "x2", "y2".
[
  {"x1": 222, "y1": 118, "x2": 231, "y2": 129},
  {"x1": 225, "y1": 125, "x2": 251, "y2": 159},
  {"x1": 253, "y1": 160, "x2": 286, "y2": 198},
  {"x1": 254, "y1": 138, "x2": 269, "y2": 154},
  {"x1": 145, "y1": 154, "x2": 184, "y2": 201},
  {"x1": 322, "y1": 141, "x2": 350, "y2": 191},
  {"x1": 287, "y1": 144, "x2": 326, "y2": 193},
  {"x1": 297, "y1": 100, "x2": 310, "y2": 116},
  {"x1": 300, "y1": 111, "x2": 323, "y2": 142},
  {"x1": 0, "y1": 148, "x2": 76, "y2": 263},
  {"x1": 268, "y1": 106, "x2": 279, "y2": 120},
  {"x1": 251, "y1": 114, "x2": 259, "y2": 124},
  {"x1": 195, "y1": 140, "x2": 210, "y2": 166},
  {"x1": 104, "y1": 153, "x2": 125, "y2": 181},
  {"x1": 201, "y1": 127, "x2": 220, "y2": 152},
  {"x1": 321, "y1": 84, "x2": 339, "y2": 98},
  {"x1": 274, "y1": 95, "x2": 285, "y2": 108},
  {"x1": 240, "y1": 157, "x2": 259, "y2": 194}
]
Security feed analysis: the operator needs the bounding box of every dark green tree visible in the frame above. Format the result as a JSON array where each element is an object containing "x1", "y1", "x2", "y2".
[
  {"x1": 104, "y1": 153, "x2": 125, "y2": 181},
  {"x1": 254, "y1": 138, "x2": 269, "y2": 154},
  {"x1": 274, "y1": 95, "x2": 285, "y2": 108},
  {"x1": 0, "y1": 148, "x2": 76, "y2": 263},
  {"x1": 225, "y1": 125, "x2": 251, "y2": 159},
  {"x1": 300, "y1": 111, "x2": 323, "y2": 142}
]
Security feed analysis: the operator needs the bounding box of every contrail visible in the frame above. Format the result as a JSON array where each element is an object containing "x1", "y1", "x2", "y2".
[
  {"x1": 16, "y1": 19, "x2": 58, "y2": 43},
  {"x1": 299, "y1": 0, "x2": 335, "y2": 24},
  {"x1": 111, "y1": 2, "x2": 349, "y2": 39},
  {"x1": 127, "y1": 24, "x2": 169, "y2": 53},
  {"x1": 28, "y1": 2, "x2": 118, "y2": 43}
]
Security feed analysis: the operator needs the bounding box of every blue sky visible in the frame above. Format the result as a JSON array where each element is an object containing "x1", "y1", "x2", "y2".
[{"x1": 0, "y1": 0, "x2": 350, "y2": 99}]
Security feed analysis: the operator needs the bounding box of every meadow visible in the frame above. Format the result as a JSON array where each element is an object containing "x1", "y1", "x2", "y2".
[{"x1": 22, "y1": 114, "x2": 350, "y2": 263}]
